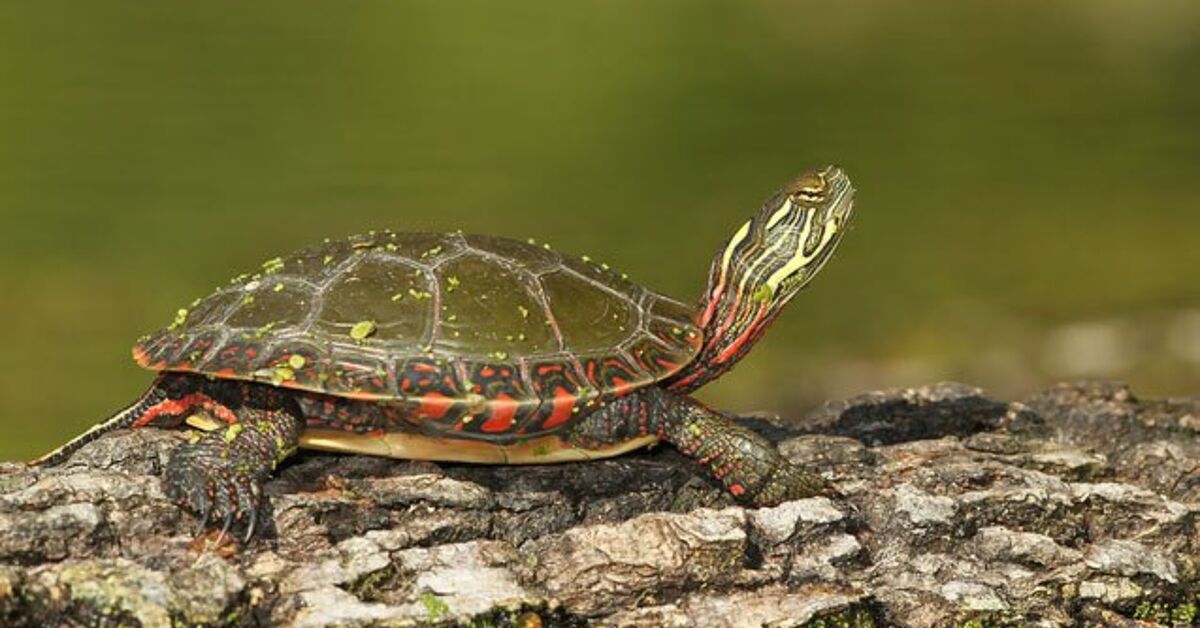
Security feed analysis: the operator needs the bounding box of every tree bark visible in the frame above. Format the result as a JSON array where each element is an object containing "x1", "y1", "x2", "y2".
[{"x1": 2, "y1": 381, "x2": 1198, "y2": 627}]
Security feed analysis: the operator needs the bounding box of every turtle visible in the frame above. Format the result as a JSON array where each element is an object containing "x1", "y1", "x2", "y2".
[{"x1": 37, "y1": 165, "x2": 855, "y2": 537}]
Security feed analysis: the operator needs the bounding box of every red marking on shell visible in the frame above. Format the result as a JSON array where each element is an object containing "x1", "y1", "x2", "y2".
[
  {"x1": 418, "y1": 392, "x2": 453, "y2": 419},
  {"x1": 543, "y1": 386, "x2": 576, "y2": 429},
  {"x1": 655, "y1": 358, "x2": 678, "y2": 370},
  {"x1": 537, "y1": 364, "x2": 563, "y2": 376},
  {"x1": 481, "y1": 366, "x2": 496, "y2": 378},
  {"x1": 729, "y1": 483, "x2": 746, "y2": 496},
  {"x1": 150, "y1": 360, "x2": 167, "y2": 370},
  {"x1": 611, "y1": 375, "x2": 632, "y2": 396},
  {"x1": 245, "y1": 348, "x2": 258, "y2": 359},
  {"x1": 412, "y1": 362, "x2": 438, "y2": 373},
  {"x1": 215, "y1": 368, "x2": 236, "y2": 377},
  {"x1": 400, "y1": 378, "x2": 412, "y2": 391},
  {"x1": 132, "y1": 346, "x2": 151, "y2": 367},
  {"x1": 481, "y1": 393, "x2": 518, "y2": 433}
]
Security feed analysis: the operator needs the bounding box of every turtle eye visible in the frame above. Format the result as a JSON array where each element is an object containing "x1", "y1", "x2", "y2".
[
  {"x1": 784, "y1": 170, "x2": 829, "y2": 204},
  {"x1": 795, "y1": 189, "x2": 825, "y2": 204}
]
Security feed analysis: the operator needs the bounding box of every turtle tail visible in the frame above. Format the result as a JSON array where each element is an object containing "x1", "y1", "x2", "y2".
[{"x1": 31, "y1": 378, "x2": 171, "y2": 466}]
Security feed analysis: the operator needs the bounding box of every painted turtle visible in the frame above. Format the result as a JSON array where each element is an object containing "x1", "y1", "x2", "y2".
[{"x1": 39, "y1": 166, "x2": 855, "y2": 537}]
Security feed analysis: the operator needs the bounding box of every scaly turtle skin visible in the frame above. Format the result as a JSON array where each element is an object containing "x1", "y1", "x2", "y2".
[{"x1": 38, "y1": 166, "x2": 855, "y2": 538}]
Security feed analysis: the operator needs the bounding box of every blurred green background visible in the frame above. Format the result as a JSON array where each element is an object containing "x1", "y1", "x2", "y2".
[{"x1": 2, "y1": 1, "x2": 1198, "y2": 460}]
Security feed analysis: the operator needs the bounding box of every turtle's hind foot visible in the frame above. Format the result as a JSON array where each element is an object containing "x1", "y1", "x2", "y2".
[{"x1": 750, "y1": 461, "x2": 839, "y2": 507}]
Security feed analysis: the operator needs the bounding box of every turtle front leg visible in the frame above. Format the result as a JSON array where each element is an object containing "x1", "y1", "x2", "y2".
[
  {"x1": 569, "y1": 388, "x2": 833, "y2": 506},
  {"x1": 166, "y1": 406, "x2": 301, "y2": 538}
]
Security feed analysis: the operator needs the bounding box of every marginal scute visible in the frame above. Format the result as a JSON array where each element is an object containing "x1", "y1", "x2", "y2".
[
  {"x1": 132, "y1": 231, "x2": 703, "y2": 436},
  {"x1": 627, "y1": 336, "x2": 690, "y2": 377},
  {"x1": 259, "y1": 340, "x2": 327, "y2": 390},
  {"x1": 646, "y1": 317, "x2": 693, "y2": 349},
  {"x1": 326, "y1": 345, "x2": 393, "y2": 397},
  {"x1": 140, "y1": 333, "x2": 186, "y2": 368},
  {"x1": 211, "y1": 340, "x2": 270, "y2": 376},
  {"x1": 581, "y1": 353, "x2": 647, "y2": 395},
  {"x1": 170, "y1": 330, "x2": 223, "y2": 370},
  {"x1": 397, "y1": 356, "x2": 464, "y2": 401}
]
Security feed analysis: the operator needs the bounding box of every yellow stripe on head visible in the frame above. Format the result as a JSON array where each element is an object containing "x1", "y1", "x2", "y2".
[
  {"x1": 719, "y1": 219, "x2": 753, "y2": 279},
  {"x1": 734, "y1": 206, "x2": 812, "y2": 304},
  {"x1": 764, "y1": 198, "x2": 794, "y2": 230},
  {"x1": 764, "y1": 219, "x2": 838, "y2": 293}
]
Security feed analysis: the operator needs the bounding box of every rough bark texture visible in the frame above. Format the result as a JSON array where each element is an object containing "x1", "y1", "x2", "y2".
[{"x1": 3, "y1": 381, "x2": 1200, "y2": 627}]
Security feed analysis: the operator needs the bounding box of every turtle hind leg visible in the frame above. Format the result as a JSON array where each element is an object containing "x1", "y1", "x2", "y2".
[
  {"x1": 570, "y1": 387, "x2": 833, "y2": 506},
  {"x1": 165, "y1": 405, "x2": 302, "y2": 539}
]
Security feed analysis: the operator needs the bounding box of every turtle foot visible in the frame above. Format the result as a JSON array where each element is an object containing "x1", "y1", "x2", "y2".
[
  {"x1": 748, "y1": 462, "x2": 839, "y2": 508},
  {"x1": 166, "y1": 441, "x2": 267, "y2": 540},
  {"x1": 163, "y1": 411, "x2": 301, "y2": 540}
]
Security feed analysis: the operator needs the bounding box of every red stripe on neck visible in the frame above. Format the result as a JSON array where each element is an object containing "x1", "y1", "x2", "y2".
[{"x1": 714, "y1": 303, "x2": 769, "y2": 365}]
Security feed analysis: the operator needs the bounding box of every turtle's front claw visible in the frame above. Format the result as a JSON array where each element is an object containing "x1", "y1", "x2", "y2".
[{"x1": 165, "y1": 439, "x2": 267, "y2": 539}]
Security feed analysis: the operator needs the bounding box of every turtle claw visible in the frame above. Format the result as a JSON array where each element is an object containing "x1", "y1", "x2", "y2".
[
  {"x1": 165, "y1": 438, "x2": 268, "y2": 542},
  {"x1": 196, "y1": 503, "x2": 213, "y2": 536},
  {"x1": 243, "y1": 508, "x2": 259, "y2": 543},
  {"x1": 216, "y1": 511, "x2": 235, "y2": 546},
  {"x1": 160, "y1": 412, "x2": 302, "y2": 541}
]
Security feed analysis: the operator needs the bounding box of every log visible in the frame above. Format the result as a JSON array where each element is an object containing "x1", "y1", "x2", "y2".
[{"x1": 2, "y1": 381, "x2": 1198, "y2": 626}]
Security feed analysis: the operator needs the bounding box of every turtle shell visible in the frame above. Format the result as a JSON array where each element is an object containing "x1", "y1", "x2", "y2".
[{"x1": 134, "y1": 231, "x2": 702, "y2": 437}]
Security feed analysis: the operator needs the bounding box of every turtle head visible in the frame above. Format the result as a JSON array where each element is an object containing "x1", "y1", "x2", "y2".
[{"x1": 666, "y1": 165, "x2": 854, "y2": 394}]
